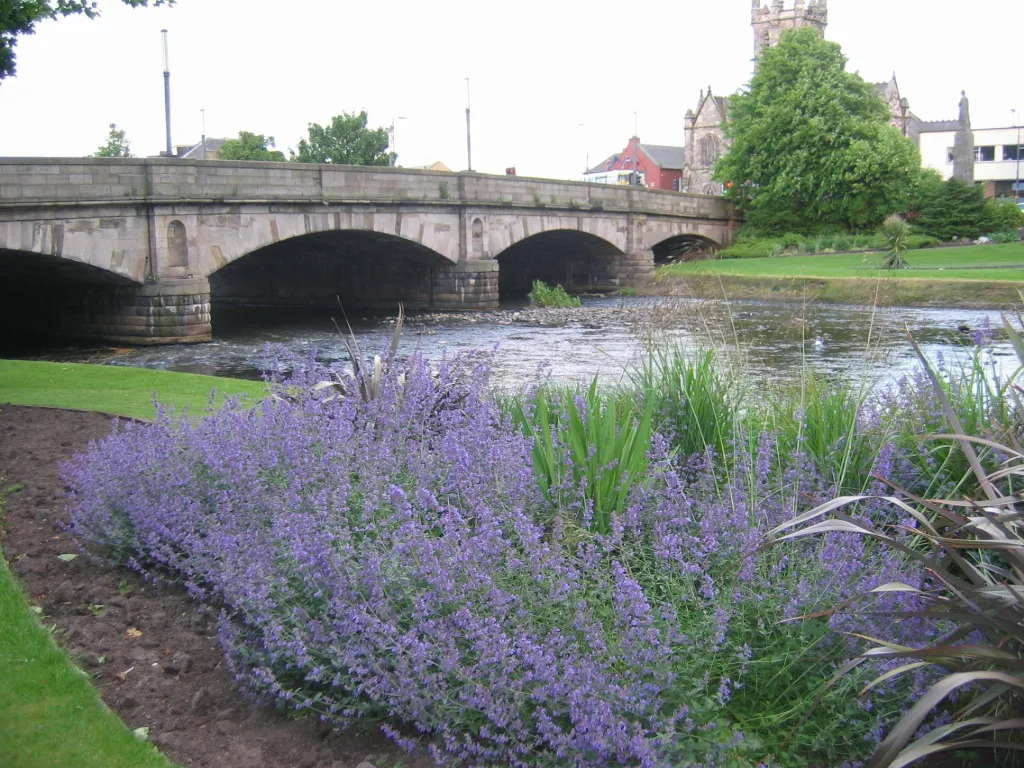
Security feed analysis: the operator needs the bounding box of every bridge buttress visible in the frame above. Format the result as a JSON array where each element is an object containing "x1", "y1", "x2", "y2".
[{"x1": 68, "y1": 276, "x2": 212, "y2": 345}]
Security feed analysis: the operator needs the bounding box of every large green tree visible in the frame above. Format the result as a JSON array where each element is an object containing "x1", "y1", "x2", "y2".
[
  {"x1": 714, "y1": 27, "x2": 921, "y2": 233},
  {"x1": 93, "y1": 122, "x2": 131, "y2": 157},
  {"x1": 291, "y1": 111, "x2": 392, "y2": 166},
  {"x1": 218, "y1": 131, "x2": 285, "y2": 161},
  {"x1": 1, "y1": 1, "x2": 173, "y2": 81}
]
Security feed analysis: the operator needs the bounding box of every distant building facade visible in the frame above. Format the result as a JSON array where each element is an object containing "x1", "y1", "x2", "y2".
[
  {"x1": 154, "y1": 138, "x2": 228, "y2": 160},
  {"x1": 919, "y1": 101, "x2": 1022, "y2": 197},
  {"x1": 679, "y1": 1, "x2": 933, "y2": 196},
  {"x1": 584, "y1": 137, "x2": 683, "y2": 191}
]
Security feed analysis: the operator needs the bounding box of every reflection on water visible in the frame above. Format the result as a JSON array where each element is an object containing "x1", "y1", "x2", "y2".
[{"x1": 5, "y1": 297, "x2": 1018, "y2": 392}]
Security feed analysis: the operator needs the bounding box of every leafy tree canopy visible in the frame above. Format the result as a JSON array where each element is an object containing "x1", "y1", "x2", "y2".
[
  {"x1": 714, "y1": 27, "x2": 921, "y2": 234},
  {"x1": 291, "y1": 111, "x2": 392, "y2": 166},
  {"x1": 914, "y1": 177, "x2": 997, "y2": 242},
  {"x1": 218, "y1": 131, "x2": 285, "y2": 162},
  {"x1": 94, "y1": 122, "x2": 131, "y2": 157},
  {"x1": 0, "y1": 1, "x2": 173, "y2": 81}
]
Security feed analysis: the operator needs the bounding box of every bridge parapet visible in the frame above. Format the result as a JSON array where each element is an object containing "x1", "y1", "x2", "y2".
[{"x1": 0, "y1": 158, "x2": 734, "y2": 219}]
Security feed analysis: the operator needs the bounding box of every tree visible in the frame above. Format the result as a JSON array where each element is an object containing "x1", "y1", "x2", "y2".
[
  {"x1": 914, "y1": 177, "x2": 996, "y2": 242},
  {"x1": 217, "y1": 131, "x2": 285, "y2": 162},
  {"x1": 714, "y1": 27, "x2": 921, "y2": 234},
  {"x1": 291, "y1": 111, "x2": 392, "y2": 166},
  {"x1": 1, "y1": 1, "x2": 173, "y2": 81},
  {"x1": 94, "y1": 123, "x2": 132, "y2": 157}
]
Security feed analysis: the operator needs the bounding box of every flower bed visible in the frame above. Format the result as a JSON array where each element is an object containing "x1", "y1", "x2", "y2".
[{"x1": 65, "y1": 352, "x2": 940, "y2": 767}]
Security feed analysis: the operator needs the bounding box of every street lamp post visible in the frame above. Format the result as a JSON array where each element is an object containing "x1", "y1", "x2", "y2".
[
  {"x1": 161, "y1": 29, "x2": 172, "y2": 157},
  {"x1": 465, "y1": 78, "x2": 472, "y2": 172},
  {"x1": 389, "y1": 116, "x2": 406, "y2": 167},
  {"x1": 577, "y1": 123, "x2": 588, "y2": 181},
  {"x1": 200, "y1": 108, "x2": 206, "y2": 159},
  {"x1": 632, "y1": 111, "x2": 639, "y2": 186},
  {"x1": 1013, "y1": 108, "x2": 1021, "y2": 204}
]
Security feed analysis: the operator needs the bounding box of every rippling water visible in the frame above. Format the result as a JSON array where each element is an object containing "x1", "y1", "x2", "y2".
[{"x1": 13, "y1": 297, "x2": 1017, "y2": 392}]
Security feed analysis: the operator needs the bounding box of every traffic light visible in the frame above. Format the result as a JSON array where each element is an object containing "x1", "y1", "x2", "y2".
[{"x1": 505, "y1": 167, "x2": 516, "y2": 176}]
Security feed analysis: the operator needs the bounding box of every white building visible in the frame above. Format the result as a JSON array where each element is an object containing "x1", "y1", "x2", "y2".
[{"x1": 920, "y1": 124, "x2": 1024, "y2": 198}]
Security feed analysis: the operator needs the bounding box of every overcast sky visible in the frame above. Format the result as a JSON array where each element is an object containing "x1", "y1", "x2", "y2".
[{"x1": 0, "y1": 0, "x2": 1018, "y2": 180}]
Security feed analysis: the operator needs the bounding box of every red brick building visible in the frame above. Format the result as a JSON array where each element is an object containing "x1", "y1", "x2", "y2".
[{"x1": 584, "y1": 137, "x2": 684, "y2": 191}]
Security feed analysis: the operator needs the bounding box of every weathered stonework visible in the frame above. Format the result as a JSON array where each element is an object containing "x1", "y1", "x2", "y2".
[
  {"x1": 751, "y1": 0, "x2": 828, "y2": 62},
  {"x1": 0, "y1": 159, "x2": 740, "y2": 345}
]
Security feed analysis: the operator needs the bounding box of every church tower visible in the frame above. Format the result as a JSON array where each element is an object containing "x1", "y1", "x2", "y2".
[{"x1": 751, "y1": 0, "x2": 828, "y2": 61}]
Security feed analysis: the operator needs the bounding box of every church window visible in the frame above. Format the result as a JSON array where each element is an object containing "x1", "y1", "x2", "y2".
[
  {"x1": 702, "y1": 184, "x2": 718, "y2": 196},
  {"x1": 699, "y1": 135, "x2": 721, "y2": 167}
]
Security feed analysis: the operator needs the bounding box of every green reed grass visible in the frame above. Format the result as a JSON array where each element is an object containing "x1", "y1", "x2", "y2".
[{"x1": 511, "y1": 378, "x2": 654, "y2": 534}]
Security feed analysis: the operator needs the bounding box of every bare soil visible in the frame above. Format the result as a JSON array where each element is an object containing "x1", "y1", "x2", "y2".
[{"x1": 0, "y1": 404, "x2": 436, "y2": 768}]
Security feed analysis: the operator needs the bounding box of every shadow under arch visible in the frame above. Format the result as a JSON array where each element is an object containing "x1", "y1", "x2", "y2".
[
  {"x1": 495, "y1": 230, "x2": 624, "y2": 298},
  {"x1": 651, "y1": 234, "x2": 722, "y2": 265},
  {"x1": 209, "y1": 230, "x2": 453, "y2": 313},
  {"x1": 0, "y1": 248, "x2": 139, "y2": 353}
]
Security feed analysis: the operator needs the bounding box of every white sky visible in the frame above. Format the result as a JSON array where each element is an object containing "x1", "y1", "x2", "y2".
[{"x1": 0, "y1": 0, "x2": 1018, "y2": 180}]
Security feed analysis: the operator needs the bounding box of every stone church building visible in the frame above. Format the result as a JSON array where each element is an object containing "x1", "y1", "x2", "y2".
[{"x1": 679, "y1": 0, "x2": 972, "y2": 194}]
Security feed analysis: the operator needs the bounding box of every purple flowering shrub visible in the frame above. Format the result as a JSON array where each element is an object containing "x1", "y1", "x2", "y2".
[{"x1": 65, "y1": 352, "x2": 933, "y2": 767}]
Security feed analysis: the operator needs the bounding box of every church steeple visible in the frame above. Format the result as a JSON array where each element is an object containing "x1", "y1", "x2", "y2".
[{"x1": 752, "y1": 0, "x2": 828, "y2": 61}]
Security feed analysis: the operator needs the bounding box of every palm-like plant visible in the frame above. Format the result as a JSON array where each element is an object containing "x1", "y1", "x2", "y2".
[
  {"x1": 881, "y1": 214, "x2": 910, "y2": 270},
  {"x1": 772, "y1": 332, "x2": 1024, "y2": 768}
]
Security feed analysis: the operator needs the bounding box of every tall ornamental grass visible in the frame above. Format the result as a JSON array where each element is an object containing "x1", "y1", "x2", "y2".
[
  {"x1": 775, "y1": 331, "x2": 1024, "y2": 767},
  {"x1": 66, "y1": 349, "x2": 930, "y2": 767}
]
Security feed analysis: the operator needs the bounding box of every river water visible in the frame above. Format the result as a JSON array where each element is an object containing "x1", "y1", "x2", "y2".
[{"x1": 26, "y1": 297, "x2": 1017, "y2": 393}]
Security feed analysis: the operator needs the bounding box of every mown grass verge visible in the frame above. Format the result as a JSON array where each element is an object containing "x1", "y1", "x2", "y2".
[
  {"x1": 0, "y1": 360, "x2": 265, "y2": 419},
  {"x1": 0, "y1": 362, "x2": 261, "y2": 767},
  {"x1": 665, "y1": 243, "x2": 1024, "y2": 280},
  {"x1": 0, "y1": 555, "x2": 172, "y2": 768},
  {"x1": 655, "y1": 244, "x2": 1024, "y2": 308}
]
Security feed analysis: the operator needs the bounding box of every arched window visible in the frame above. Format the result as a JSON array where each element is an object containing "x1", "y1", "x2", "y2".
[
  {"x1": 166, "y1": 220, "x2": 188, "y2": 268},
  {"x1": 471, "y1": 218, "x2": 484, "y2": 256},
  {"x1": 699, "y1": 135, "x2": 721, "y2": 167},
  {"x1": 703, "y1": 184, "x2": 718, "y2": 196}
]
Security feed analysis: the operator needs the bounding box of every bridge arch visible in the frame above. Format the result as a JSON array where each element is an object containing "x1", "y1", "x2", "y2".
[
  {"x1": 0, "y1": 247, "x2": 141, "y2": 350},
  {"x1": 494, "y1": 229, "x2": 625, "y2": 297},
  {"x1": 651, "y1": 233, "x2": 722, "y2": 264},
  {"x1": 208, "y1": 228, "x2": 458, "y2": 311}
]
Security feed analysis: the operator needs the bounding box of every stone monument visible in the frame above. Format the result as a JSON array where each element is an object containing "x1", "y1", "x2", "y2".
[{"x1": 951, "y1": 91, "x2": 975, "y2": 184}]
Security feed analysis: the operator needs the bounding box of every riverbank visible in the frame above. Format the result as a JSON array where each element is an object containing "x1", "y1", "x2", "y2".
[{"x1": 653, "y1": 243, "x2": 1024, "y2": 308}]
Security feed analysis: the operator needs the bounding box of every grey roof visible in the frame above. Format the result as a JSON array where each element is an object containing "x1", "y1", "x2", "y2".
[
  {"x1": 639, "y1": 143, "x2": 684, "y2": 170},
  {"x1": 178, "y1": 138, "x2": 228, "y2": 159},
  {"x1": 917, "y1": 120, "x2": 961, "y2": 133},
  {"x1": 585, "y1": 153, "x2": 620, "y2": 175}
]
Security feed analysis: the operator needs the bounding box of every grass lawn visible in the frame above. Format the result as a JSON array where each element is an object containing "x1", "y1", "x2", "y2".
[
  {"x1": 664, "y1": 243, "x2": 1024, "y2": 282},
  {"x1": 0, "y1": 360, "x2": 265, "y2": 419},
  {"x1": 0, "y1": 362, "x2": 263, "y2": 767},
  {"x1": 0, "y1": 556, "x2": 172, "y2": 768}
]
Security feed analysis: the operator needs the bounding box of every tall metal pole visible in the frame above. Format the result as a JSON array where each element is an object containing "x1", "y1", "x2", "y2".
[
  {"x1": 632, "y1": 111, "x2": 639, "y2": 185},
  {"x1": 1014, "y1": 109, "x2": 1021, "y2": 204},
  {"x1": 161, "y1": 30, "x2": 172, "y2": 157},
  {"x1": 465, "y1": 78, "x2": 472, "y2": 172}
]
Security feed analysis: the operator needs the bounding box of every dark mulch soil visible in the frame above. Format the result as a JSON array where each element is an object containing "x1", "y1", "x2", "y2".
[{"x1": 0, "y1": 404, "x2": 437, "y2": 768}]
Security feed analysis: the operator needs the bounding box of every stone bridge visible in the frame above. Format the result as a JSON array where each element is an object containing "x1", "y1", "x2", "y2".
[{"x1": 0, "y1": 158, "x2": 739, "y2": 345}]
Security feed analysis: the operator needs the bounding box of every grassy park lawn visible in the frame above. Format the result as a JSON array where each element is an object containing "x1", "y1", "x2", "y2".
[
  {"x1": 0, "y1": 557, "x2": 173, "y2": 768},
  {"x1": 1, "y1": 362, "x2": 262, "y2": 768},
  {"x1": 664, "y1": 242, "x2": 1024, "y2": 282},
  {"x1": 0, "y1": 360, "x2": 264, "y2": 419}
]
